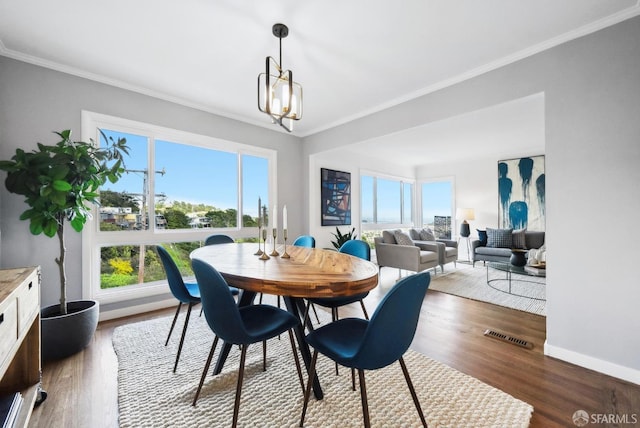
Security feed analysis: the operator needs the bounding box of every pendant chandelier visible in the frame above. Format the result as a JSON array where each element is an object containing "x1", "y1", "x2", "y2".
[{"x1": 257, "y1": 23, "x2": 303, "y2": 133}]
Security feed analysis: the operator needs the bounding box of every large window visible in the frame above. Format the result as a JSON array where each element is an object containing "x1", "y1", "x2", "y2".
[
  {"x1": 82, "y1": 112, "x2": 275, "y2": 304},
  {"x1": 421, "y1": 179, "x2": 453, "y2": 239},
  {"x1": 376, "y1": 178, "x2": 402, "y2": 224},
  {"x1": 361, "y1": 176, "x2": 375, "y2": 224},
  {"x1": 155, "y1": 139, "x2": 239, "y2": 229},
  {"x1": 360, "y1": 173, "x2": 414, "y2": 244},
  {"x1": 242, "y1": 154, "x2": 269, "y2": 228}
]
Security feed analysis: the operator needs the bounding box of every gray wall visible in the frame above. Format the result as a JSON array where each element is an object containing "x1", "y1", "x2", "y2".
[
  {"x1": 0, "y1": 56, "x2": 304, "y2": 311},
  {"x1": 304, "y1": 17, "x2": 640, "y2": 382}
]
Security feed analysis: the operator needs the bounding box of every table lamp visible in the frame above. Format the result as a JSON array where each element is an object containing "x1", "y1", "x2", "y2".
[{"x1": 456, "y1": 208, "x2": 475, "y2": 237}]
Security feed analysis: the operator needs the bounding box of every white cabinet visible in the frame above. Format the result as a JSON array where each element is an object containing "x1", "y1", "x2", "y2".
[{"x1": 0, "y1": 267, "x2": 41, "y2": 428}]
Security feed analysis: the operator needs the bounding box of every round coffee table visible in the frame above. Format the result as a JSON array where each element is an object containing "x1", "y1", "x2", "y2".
[{"x1": 486, "y1": 262, "x2": 546, "y2": 301}]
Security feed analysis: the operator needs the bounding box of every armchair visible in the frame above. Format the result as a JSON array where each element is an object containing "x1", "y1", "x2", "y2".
[
  {"x1": 374, "y1": 228, "x2": 459, "y2": 274},
  {"x1": 373, "y1": 236, "x2": 439, "y2": 274},
  {"x1": 408, "y1": 228, "x2": 458, "y2": 272}
]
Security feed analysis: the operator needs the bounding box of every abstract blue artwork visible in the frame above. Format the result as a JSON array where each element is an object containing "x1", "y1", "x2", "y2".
[
  {"x1": 498, "y1": 155, "x2": 545, "y2": 231},
  {"x1": 321, "y1": 168, "x2": 351, "y2": 226}
]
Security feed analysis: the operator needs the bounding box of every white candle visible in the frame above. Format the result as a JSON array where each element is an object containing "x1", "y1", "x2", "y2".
[
  {"x1": 263, "y1": 206, "x2": 268, "y2": 229},
  {"x1": 283, "y1": 205, "x2": 288, "y2": 230},
  {"x1": 272, "y1": 205, "x2": 277, "y2": 231}
]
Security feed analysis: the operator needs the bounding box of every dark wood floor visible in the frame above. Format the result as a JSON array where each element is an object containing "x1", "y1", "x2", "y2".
[{"x1": 29, "y1": 269, "x2": 640, "y2": 427}]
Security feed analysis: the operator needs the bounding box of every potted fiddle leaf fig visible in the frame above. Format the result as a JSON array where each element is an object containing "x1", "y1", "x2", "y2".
[{"x1": 0, "y1": 129, "x2": 128, "y2": 360}]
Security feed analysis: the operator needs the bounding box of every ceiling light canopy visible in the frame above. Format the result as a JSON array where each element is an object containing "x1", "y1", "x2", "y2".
[{"x1": 257, "y1": 23, "x2": 303, "y2": 133}]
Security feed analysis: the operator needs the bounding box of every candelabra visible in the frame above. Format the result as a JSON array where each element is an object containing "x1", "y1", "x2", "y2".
[
  {"x1": 281, "y1": 229, "x2": 290, "y2": 258},
  {"x1": 270, "y1": 228, "x2": 280, "y2": 256},
  {"x1": 259, "y1": 227, "x2": 270, "y2": 260}
]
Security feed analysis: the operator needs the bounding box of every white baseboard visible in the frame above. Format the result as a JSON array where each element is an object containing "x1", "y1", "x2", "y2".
[
  {"x1": 544, "y1": 340, "x2": 640, "y2": 385},
  {"x1": 99, "y1": 298, "x2": 176, "y2": 322}
]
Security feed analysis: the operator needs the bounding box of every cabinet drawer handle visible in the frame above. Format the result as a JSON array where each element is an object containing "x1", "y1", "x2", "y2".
[
  {"x1": 0, "y1": 313, "x2": 3, "y2": 325},
  {"x1": 29, "y1": 281, "x2": 33, "y2": 289}
]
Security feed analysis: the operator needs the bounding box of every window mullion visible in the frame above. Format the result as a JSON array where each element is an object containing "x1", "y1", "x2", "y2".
[
  {"x1": 147, "y1": 135, "x2": 155, "y2": 232},
  {"x1": 400, "y1": 181, "x2": 404, "y2": 224},
  {"x1": 373, "y1": 177, "x2": 377, "y2": 224},
  {"x1": 237, "y1": 153, "x2": 242, "y2": 229}
]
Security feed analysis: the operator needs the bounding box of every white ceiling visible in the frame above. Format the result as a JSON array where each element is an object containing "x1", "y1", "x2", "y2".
[
  {"x1": 1, "y1": 0, "x2": 638, "y2": 144},
  {"x1": 340, "y1": 92, "x2": 546, "y2": 168}
]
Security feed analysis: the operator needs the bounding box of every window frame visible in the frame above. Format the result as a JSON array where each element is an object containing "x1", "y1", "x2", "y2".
[{"x1": 81, "y1": 111, "x2": 277, "y2": 305}]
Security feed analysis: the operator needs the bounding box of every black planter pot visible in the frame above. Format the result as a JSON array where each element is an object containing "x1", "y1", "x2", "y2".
[{"x1": 41, "y1": 300, "x2": 99, "y2": 361}]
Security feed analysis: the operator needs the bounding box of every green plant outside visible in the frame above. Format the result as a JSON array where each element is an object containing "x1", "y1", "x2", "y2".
[
  {"x1": 97, "y1": 204, "x2": 261, "y2": 289},
  {"x1": 100, "y1": 273, "x2": 138, "y2": 289}
]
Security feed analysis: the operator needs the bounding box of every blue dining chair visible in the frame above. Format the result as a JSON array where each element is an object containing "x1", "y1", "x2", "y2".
[
  {"x1": 157, "y1": 245, "x2": 201, "y2": 373},
  {"x1": 191, "y1": 258, "x2": 305, "y2": 427},
  {"x1": 300, "y1": 271, "x2": 431, "y2": 428},
  {"x1": 292, "y1": 235, "x2": 316, "y2": 248},
  {"x1": 304, "y1": 239, "x2": 371, "y2": 325},
  {"x1": 204, "y1": 234, "x2": 234, "y2": 246},
  {"x1": 304, "y1": 239, "x2": 372, "y2": 377},
  {"x1": 203, "y1": 234, "x2": 239, "y2": 297}
]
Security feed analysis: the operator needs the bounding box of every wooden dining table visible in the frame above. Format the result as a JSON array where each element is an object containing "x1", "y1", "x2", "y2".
[{"x1": 190, "y1": 242, "x2": 379, "y2": 399}]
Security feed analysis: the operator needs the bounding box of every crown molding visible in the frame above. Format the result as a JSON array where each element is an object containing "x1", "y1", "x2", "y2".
[{"x1": 0, "y1": 42, "x2": 291, "y2": 135}]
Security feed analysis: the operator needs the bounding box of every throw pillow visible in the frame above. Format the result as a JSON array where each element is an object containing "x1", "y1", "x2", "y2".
[
  {"x1": 486, "y1": 227, "x2": 513, "y2": 248},
  {"x1": 382, "y1": 230, "x2": 396, "y2": 244},
  {"x1": 394, "y1": 230, "x2": 415, "y2": 246},
  {"x1": 477, "y1": 229, "x2": 487, "y2": 246},
  {"x1": 512, "y1": 228, "x2": 527, "y2": 249},
  {"x1": 419, "y1": 228, "x2": 436, "y2": 241},
  {"x1": 408, "y1": 228, "x2": 421, "y2": 240}
]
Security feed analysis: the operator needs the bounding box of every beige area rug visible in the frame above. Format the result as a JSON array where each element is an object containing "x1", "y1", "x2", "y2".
[
  {"x1": 424, "y1": 262, "x2": 546, "y2": 316},
  {"x1": 113, "y1": 312, "x2": 533, "y2": 427}
]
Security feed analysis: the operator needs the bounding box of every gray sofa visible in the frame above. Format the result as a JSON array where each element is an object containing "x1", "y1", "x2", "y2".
[
  {"x1": 471, "y1": 229, "x2": 545, "y2": 266},
  {"x1": 374, "y1": 229, "x2": 458, "y2": 274}
]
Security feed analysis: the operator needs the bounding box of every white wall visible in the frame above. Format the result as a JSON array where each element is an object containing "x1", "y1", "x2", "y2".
[
  {"x1": 417, "y1": 152, "x2": 547, "y2": 237},
  {"x1": 303, "y1": 16, "x2": 640, "y2": 384},
  {"x1": 308, "y1": 149, "x2": 413, "y2": 249},
  {"x1": 418, "y1": 157, "x2": 498, "y2": 235}
]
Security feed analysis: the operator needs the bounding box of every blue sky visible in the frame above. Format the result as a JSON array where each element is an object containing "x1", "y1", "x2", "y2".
[
  {"x1": 101, "y1": 130, "x2": 268, "y2": 217},
  {"x1": 422, "y1": 181, "x2": 452, "y2": 225}
]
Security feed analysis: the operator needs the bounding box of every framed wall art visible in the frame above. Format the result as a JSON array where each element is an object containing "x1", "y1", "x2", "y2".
[
  {"x1": 321, "y1": 168, "x2": 351, "y2": 226},
  {"x1": 497, "y1": 155, "x2": 545, "y2": 231}
]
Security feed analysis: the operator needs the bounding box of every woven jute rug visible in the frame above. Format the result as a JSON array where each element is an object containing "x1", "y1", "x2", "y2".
[{"x1": 113, "y1": 311, "x2": 533, "y2": 427}]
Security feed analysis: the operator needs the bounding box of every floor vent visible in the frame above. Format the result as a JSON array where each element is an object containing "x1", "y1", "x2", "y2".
[{"x1": 484, "y1": 329, "x2": 533, "y2": 349}]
